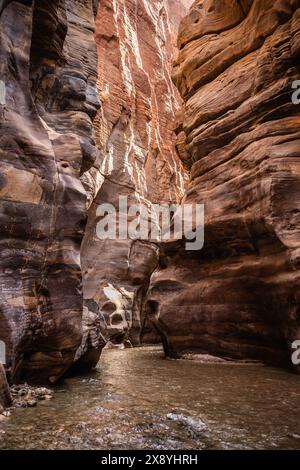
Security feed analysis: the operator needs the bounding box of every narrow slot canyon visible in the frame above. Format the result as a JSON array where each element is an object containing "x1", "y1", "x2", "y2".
[{"x1": 0, "y1": 0, "x2": 300, "y2": 452}]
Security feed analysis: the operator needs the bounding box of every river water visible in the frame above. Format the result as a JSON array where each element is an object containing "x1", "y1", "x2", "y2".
[{"x1": 1, "y1": 345, "x2": 300, "y2": 450}]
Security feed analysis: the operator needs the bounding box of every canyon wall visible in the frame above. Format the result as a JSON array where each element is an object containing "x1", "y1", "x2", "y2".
[
  {"x1": 3, "y1": 0, "x2": 297, "y2": 387},
  {"x1": 0, "y1": 0, "x2": 189, "y2": 383},
  {"x1": 0, "y1": 0, "x2": 99, "y2": 384},
  {"x1": 146, "y1": 0, "x2": 300, "y2": 368},
  {"x1": 78, "y1": 0, "x2": 189, "y2": 367}
]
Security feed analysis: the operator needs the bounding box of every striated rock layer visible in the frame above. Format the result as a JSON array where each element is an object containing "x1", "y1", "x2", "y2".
[
  {"x1": 0, "y1": 0, "x2": 99, "y2": 384},
  {"x1": 0, "y1": 0, "x2": 191, "y2": 380},
  {"x1": 79, "y1": 0, "x2": 190, "y2": 367},
  {"x1": 146, "y1": 0, "x2": 300, "y2": 368}
]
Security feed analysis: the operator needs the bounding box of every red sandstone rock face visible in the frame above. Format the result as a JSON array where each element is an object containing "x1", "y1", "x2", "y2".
[
  {"x1": 0, "y1": 0, "x2": 189, "y2": 383},
  {"x1": 146, "y1": 0, "x2": 300, "y2": 368},
  {"x1": 79, "y1": 0, "x2": 189, "y2": 365},
  {"x1": 0, "y1": 0, "x2": 99, "y2": 384},
  {"x1": 4, "y1": 0, "x2": 297, "y2": 385},
  {"x1": 85, "y1": 0, "x2": 188, "y2": 205},
  {"x1": 167, "y1": 0, "x2": 195, "y2": 48}
]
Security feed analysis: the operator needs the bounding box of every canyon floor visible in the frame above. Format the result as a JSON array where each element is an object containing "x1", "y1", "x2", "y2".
[{"x1": 1, "y1": 346, "x2": 300, "y2": 450}]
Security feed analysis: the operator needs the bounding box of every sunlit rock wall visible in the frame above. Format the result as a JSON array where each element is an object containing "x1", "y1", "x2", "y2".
[{"x1": 79, "y1": 0, "x2": 189, "y2": 365}]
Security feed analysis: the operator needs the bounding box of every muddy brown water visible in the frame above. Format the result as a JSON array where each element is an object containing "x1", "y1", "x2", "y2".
[{"x1": 0, "y1": 346, "x2": 300, "y2": 450}]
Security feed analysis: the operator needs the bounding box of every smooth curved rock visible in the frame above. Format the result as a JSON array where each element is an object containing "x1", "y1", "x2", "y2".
[
  {"x1": 146, "y1": 0, "x2": 300, "y2": 368},
  {"x1": 0, "y1": 0, "x2": 99, "y2": 384},
  {"x1": 0, "y1": 0, "x2": 190, "y2": 382}
]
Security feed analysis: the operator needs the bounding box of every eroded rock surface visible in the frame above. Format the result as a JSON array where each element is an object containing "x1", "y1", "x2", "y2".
[
  {"x1": 146, "y1": 0, "x2": 300, "y2": 367},
  {"x1": 79, "y1": 0, "x2": 189, "y2": 366},
  {"x1": 0, "y1": 0, "x2": 99, "y2": 383},
  {"x1": 3, "y1": 0, "x2": 296, "y2": 383},
  {"x1": 0, "y1": 0, "x2": 191, "y2": 381}
]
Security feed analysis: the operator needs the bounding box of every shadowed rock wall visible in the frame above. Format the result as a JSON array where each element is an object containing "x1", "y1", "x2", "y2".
[
  {"x1": 146, "y1": 0, "x2": 300, "y2": 369},
  {"x1": 0, "y1": 0, "x2": 99, "y2": 384}
]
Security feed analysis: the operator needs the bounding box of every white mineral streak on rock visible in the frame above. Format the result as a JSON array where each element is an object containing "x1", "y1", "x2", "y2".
[
  {"x1": 120, "y1": 45, "x2": 134, "y2": 96},
  {"x1": 39, "y1": 117, "x2": 60, "y2": 140},
  {"x1": 80, "y1": 0, "x2": 190, "y2": 354},
  {"x1": 123, "y1": 2, "x2": 143, "y2": 69}
]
